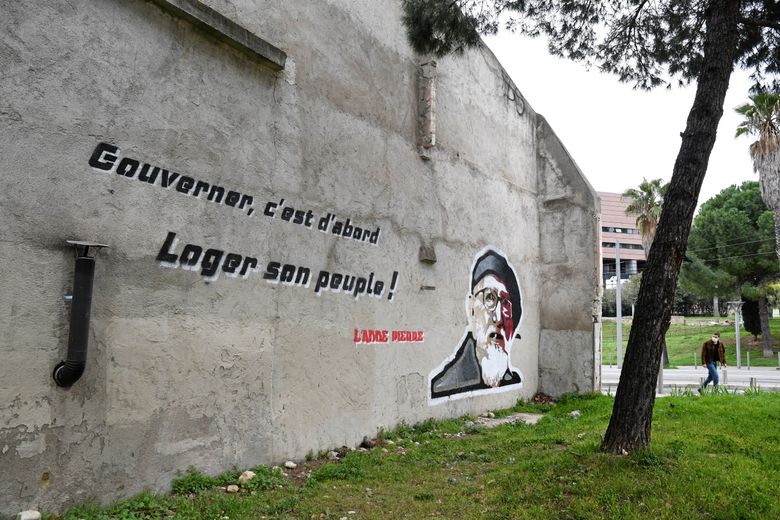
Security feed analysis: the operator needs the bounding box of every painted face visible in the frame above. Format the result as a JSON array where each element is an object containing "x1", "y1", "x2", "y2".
[{"x1": 469, "y1": 275, "x2": 515, "y2": 386}]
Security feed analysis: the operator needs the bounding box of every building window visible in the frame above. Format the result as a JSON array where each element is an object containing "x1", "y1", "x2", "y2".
[
  {"x1": 601, "y1": 242, "x2": 643, "y2": 250},
  {"x1": 601, "y1": 226, "x2": 640, "y2": 234}
]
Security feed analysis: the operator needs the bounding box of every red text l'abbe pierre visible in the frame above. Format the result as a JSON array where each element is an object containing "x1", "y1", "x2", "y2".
[{"x1": 353, "y1": 329, "x2": 425, "y2": 345}]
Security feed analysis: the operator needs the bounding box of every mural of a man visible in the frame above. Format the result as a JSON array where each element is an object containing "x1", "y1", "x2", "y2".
[{"x1": 430, "y1": 248, "x2": 523, "y2": 399}]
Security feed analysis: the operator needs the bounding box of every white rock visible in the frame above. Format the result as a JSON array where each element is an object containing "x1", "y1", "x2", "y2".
[
  {"x1": 385, "y1": 439, "x2": 395, "y2": 445},
  {"x1": 284, "y1": 460, "x2": 297, "y2": 469},
  {"x1": 569, "y1": 410, "x2": 581, "y2": 418},
  {"x1": 226, "y1": 484, "x2": 239, "y2": 493},
  {"x1": 487, "y1": 412, "x2": 495, "y2": 418},
  {"x1": 238, "y1": 470, "x2": 256, "y2": 484},
  {"x1": 16, "y1": 512, "x2": 41, "y2": 520},
  {"x1": 328, "y1": 450, "x2": 339, "y2": 460}
]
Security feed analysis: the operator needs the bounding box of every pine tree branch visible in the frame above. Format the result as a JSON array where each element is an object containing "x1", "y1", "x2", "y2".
[{"x1": 739, "y1": 18, "x2": 780, "y2": 32}]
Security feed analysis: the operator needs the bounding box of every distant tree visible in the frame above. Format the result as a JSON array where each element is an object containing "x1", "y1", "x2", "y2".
[
  {"x1": 679, "y1": 255, "x2": 737, "y2": 317},
  {"x1": 736, "y1": 92, "x2": 780, "y2": 263},
  {"x1": 402, "y1": 0, "x2": 780, "y2": 454},
  {"x1": 672, "y1": 285, "x2": 714, "y2": 316},
  {"x1": 602, "y1": 274, "x2": 643, "y2": 317},
  {"x1": 742, "y1": 283, "x2": 780, "y2": 341},
  {"x1": 602, "y1": 287, "x2": 617, "y2": 317},
  {"x1": 622, "y1": 274, "x2": 642, "y2": 310},
  {"x1": 687, "y1": 182, "x2": 778, "y2": 356},
  {"x1": 742, "y1": 298, "x2": 762, "y2": 338},
  {"x1": 623, "y1": 179, "x2": 667, "y2": 255}
]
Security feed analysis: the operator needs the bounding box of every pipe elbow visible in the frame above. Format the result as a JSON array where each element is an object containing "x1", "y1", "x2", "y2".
[{"x1": 53, "y1": 360, "x2": 86, "y2": 387}]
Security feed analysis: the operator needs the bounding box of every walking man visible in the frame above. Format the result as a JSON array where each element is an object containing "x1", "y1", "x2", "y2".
[{"x1": 699, "y1": 332, "x2": 727, "y2": 393}]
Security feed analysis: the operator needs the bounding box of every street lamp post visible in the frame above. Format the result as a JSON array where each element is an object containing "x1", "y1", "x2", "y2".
[
  {"x1": 727, "y1": 301, "x2": 744, "y2": 369},
  {"x1": 615, "y1": 242, "x2": 622, "y2": 368}
]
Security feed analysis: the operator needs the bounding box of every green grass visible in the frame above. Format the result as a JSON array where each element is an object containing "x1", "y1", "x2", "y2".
[
  {"x1": 602, "y1": 316, "x2": 780, "y2": 367},
  {"x1": 57, "y1": 393, "x2": 780, "y2": 519}
]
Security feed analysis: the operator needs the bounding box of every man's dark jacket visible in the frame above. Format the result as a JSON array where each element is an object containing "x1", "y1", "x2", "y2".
[{"x1": 701, "y1": 339, "x2": 726, "y2": 365}]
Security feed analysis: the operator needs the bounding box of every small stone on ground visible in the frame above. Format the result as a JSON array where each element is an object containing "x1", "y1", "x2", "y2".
[{"x1": 238, "y1": 470, "x2": 256, "y2": 484}]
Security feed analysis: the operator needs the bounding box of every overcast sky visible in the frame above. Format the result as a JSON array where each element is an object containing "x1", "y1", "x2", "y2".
[{"x1": 484, "y1": 33, "x2": 758, "y2": 211}]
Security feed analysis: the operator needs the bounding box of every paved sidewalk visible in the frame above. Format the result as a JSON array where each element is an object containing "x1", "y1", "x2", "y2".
[{"x1": 601, "y1": 365, "x2": 780, "y2": 394}]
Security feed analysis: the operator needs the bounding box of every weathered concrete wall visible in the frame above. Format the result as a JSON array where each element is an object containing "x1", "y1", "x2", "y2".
[
  {"x1": 535, "y1": 116, "x2": 602, "y2": 396},
  {"x1": 0, "y1": 0, "x2": 599, "y2": 513}
]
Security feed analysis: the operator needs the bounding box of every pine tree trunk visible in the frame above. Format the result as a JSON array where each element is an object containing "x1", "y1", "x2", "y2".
[
  {"x1": 601, "y1": 0, "x2": 741, "y2": 454},
  {"x1": 759, "y1": 295, "x2": 773, "y2": 357},
  {"x1": 713, "y1": 294, "x2": 719, "y2": 318}
]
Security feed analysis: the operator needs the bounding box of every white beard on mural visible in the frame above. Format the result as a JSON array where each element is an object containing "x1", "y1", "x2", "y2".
[{"x1": 477, "y1": 342, "x2": 510, "y2": 388}]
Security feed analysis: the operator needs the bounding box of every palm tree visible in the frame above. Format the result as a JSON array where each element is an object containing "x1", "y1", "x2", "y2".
[
  {"x1": 736, "y1": 92, "x2": 780, "y2": 259},
  {"x1": 622, "y1": 178, "x2": 669, "y2": 365},
  {"x1": 622, "y1": 178, "x2": 666, "y2": 255},
  {"x1": 735, "y1": 92, "x2": 780, "y2": 358}
]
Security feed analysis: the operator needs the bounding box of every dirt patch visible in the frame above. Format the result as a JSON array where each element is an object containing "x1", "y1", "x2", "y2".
[
  {"x1": 281, "y1": 445, "x2": 364, "y2": 487},
  {"x1": 281, "y1": 459, "x2": 329, "y2": 486},
  {"x1": 476, "y1": 412, "x2": 544, "y2": 428},
  {"x1": 532, "y1": 392, "x2": 556, "y2": 405}
]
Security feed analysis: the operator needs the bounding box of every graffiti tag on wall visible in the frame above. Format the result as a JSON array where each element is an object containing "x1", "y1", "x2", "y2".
[
  {"x1": 429, "y1": 247, "x2": 523, "y2": 401},
  {"x1": 353, "y1": 329, "x2": 424, "y2": 344}
]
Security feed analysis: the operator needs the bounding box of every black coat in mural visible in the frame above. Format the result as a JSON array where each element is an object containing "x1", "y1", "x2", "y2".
[{"x1": 430, "y1": 332, "x2": 522, "y2": 398}]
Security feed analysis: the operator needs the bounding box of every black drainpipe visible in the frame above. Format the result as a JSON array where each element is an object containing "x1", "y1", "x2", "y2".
[{"x1": 53, "y1": 241, "x2": 108, "y2": 388}]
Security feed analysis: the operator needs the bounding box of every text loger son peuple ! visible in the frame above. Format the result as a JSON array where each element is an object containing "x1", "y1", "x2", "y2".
[{"x1": 156, "y1": 231, "x2": 399, "y2": 301}]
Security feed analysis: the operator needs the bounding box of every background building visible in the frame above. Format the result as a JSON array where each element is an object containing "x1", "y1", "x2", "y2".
[{"x1": 598, "y1": 192, "x2": 647, "y2": 286}]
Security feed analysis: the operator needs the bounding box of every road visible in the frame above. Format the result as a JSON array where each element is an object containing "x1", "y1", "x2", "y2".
[{"x1": 601, "y1": 365, "x2": 780, "y2": 394}]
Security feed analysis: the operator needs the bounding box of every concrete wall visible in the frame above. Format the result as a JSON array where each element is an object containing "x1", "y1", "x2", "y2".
[{"x1": 0, "y1": 0, "x2": 599, "y2": 513}]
